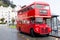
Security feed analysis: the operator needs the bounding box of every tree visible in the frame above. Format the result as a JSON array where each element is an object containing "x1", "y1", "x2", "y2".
[
  {"x1": 11, "y1": 18, "x2": 15, "y2": 25},
  {"x1": 0, "y1": 18, "x2": 5, "y2": 23},
  {"x1": 0, "y1": 0, "x2": 16, "y2": 8}
]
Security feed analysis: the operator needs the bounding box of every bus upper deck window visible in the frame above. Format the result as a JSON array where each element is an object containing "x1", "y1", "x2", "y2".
[
  {"x1": 31, "y1": 5, "x2": 35, "y2": 8},
  {"x1": 36, "y1": 4, "x2": 49, "y2": 9},
  {"x1": 30, "y1": 4, "x2": 35, "y2": 9},
  {"x1": 36, "y1": 4, "x2": 43, "y2": 9},
  {"x1": 44, "y1": 5, "x2": 49, "y2": 9}
]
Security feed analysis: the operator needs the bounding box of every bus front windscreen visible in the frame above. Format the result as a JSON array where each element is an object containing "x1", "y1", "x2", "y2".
[
  {"x1": 30, "y1": 17, "x2": 43, "y2": 24},
  {"x1": 35, "y1": 18, "x2": 43, "y2": 24}
]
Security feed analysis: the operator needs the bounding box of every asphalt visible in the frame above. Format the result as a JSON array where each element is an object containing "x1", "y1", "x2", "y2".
[{"x1": 0, "y1": 24, "x2": 59, "y2": 40}]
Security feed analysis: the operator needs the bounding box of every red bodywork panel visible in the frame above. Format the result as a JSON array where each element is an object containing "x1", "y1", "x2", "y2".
[{"x1": 16, "y1": 2, "x2": 52, "y2": 35}]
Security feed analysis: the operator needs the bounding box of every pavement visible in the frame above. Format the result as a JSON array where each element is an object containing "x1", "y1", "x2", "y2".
[{"x1": 0, "y1": 24, "x2": 60, "y2": 40}]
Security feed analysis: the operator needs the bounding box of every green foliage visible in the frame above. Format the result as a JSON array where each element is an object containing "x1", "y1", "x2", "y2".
[
  {"x1": 0, "y1": 18, "x2": 6, "y2": 24},
  {"x1": 0, "y1": 0, "x2": 16, "y2": 8},
  {"x1": 0, "y1": 18, "x2": 5, "y2": 23},
  {"x1": 0, "y1": 22, "x2": 6, "y2": 24},
  {"x1": 10, "y1": 25, "x2": 16, "y2": 28},
  {"x1": 11, "y1": 18, "x2": 15, "y2": 25},
  {"x1": 11, "y1": 5, "x2": 16, "y2": 8},
  {"x1": 0, "y1": 0, "x2": 9, "y2": 7}
]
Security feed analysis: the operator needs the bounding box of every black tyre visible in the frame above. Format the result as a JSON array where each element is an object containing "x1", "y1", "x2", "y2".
[
  {"x1": 30, "y1": 29, "x2": 35, "y2": 37},
  {"x1": 46, "y1": 34, "x2": 49, "y2": 36}
]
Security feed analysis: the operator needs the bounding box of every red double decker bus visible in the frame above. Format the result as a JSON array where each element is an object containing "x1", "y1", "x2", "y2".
[{"x1": 16, "y1": 2, "x2": 52, "y2": 36}]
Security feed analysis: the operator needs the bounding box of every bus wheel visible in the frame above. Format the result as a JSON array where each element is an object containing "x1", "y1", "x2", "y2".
[
  {"x1": 46, "y1": 34, "x2": 49, "y2": 36},
  {"x1": 30, "y1": 29, "x2": 35, "y2": 37}
]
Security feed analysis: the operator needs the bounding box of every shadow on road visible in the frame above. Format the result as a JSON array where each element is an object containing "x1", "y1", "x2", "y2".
[{"x1": 18, "y1": 32, "x2": 50, "y2": 38}]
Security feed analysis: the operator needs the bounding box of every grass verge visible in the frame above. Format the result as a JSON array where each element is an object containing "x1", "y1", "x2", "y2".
[{"x1": 10, "y1": 25, "x2": 16, "y2": 28}]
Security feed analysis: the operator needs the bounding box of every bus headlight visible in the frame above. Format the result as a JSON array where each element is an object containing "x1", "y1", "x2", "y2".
[{"x1": 35, "y1": 27, "x2": 39, "y2": 31}]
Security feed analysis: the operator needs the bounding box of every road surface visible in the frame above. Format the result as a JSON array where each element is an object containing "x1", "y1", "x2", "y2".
[{"x1": 0, "y1": 24, "x2": 59, "y2": 40}]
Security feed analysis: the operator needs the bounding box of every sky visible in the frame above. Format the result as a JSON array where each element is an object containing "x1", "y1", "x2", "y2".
[{"x1": 10, "y1": 0, "x2": 60, "y2": 20}]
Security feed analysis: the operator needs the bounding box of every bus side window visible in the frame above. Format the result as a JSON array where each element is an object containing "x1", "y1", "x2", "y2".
[
  {"x1": 18, "y1": 10, "x2": 23, "y2": 14},
  {"x1": 25, "y1": 8, "x2": 27, "y2": 12},
  {"x1": 22, "y1": 9, "x2": 24, "y2": 12},
  {"x1": 22, "y1": 20, "x2": 26, "y2": 24},
  {"x1": 18, "y1": 12, "x2": 22, "y2": 14},
  {"x1": 22, "y1": 8, "x2": 27, "y2": 12},
  {"x1": 27, "y1": 7, "x2": 30, "y2": 11},
  {"x1": 28, "y1": 6, "x2": 33, "y2": 10},
  {"x1": 23, "y1": 8, "x2": 26, "y2": 12},
  {"x1": 26, "y1": 20, "x2": 30, "y2": 24},
  {"x1": 22, "y1": 20, "x2": 30, "y2": 24},
  {"x1": 30, "y1": 17, "x2": 35, "y2": 24},
  {"x1": 22, "y1": 20, "x2": 25, "y2": 24}
]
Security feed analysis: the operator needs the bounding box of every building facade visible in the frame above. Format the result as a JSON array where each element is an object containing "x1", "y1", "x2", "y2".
[{"x1": 0, "y1": 5, "x2": 21, "y2": 24}]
